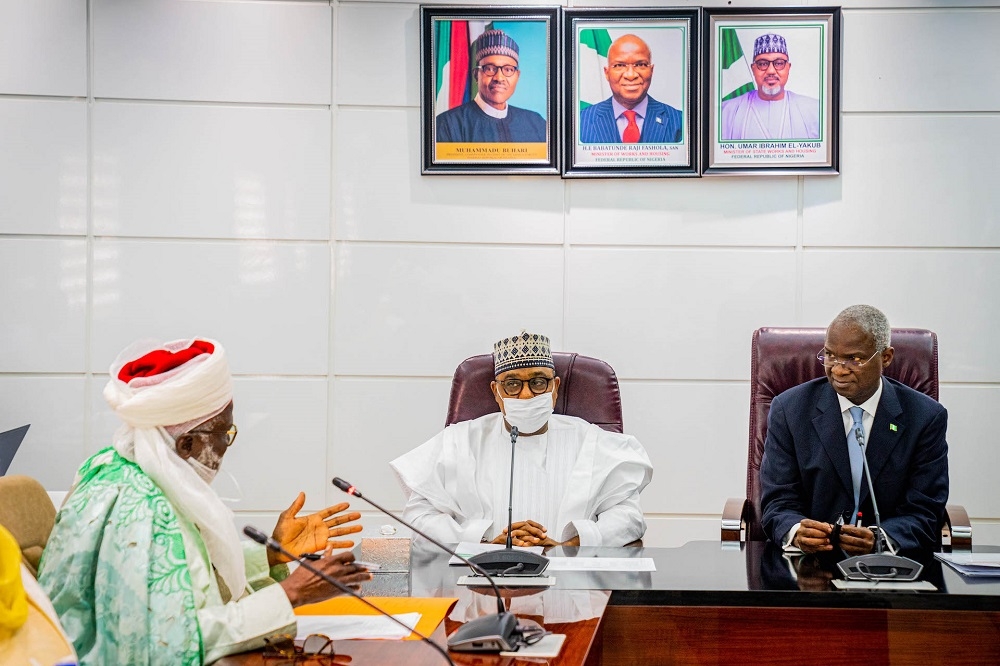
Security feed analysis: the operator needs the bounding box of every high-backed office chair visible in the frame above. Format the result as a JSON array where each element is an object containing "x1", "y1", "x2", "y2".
[
  {"x1": 721, "y1": 327, "x2": 971, "y2": 549},
  {"x1": 446, "y1": 352, "x2": 623, "y2": 433},
  {"x1": 0, "y1": 475, "x2": 57, "y2": 577}
]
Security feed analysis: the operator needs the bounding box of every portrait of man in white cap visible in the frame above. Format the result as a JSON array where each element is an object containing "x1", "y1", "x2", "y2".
[
  {"x1": 435, "y1": 29, "x2": 547, "y2": 143},
  {"x1": 721, "y1": 32, "x2": 820, "y2": 140}
]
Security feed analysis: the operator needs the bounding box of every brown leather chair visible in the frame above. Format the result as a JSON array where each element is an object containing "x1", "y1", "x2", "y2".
[
  {"x1": 721, "y1": 327, "x2": 971, "y2": 549},
  {"x1": 446, "y1": 352, "x2": 623, "y2": 433},
  {"x1": 0, "y1": 475, "x2": 57, "y2": 577}
]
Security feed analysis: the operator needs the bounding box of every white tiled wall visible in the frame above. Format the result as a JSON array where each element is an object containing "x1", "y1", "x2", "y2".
[
  {"x1": 90, "y1": 240, "x2": 331, "y2": 375},
  {"x1": 0, "y1": 99, "x2": 87, "y2": 235},
  {"x1": 92, "y1": 0, "x2": 332, "y2": 105},
  {"x1": 92, "y1": 103, "x2": 332, "y2": 240},
  {"x1": 2, "y1": 1, "x2": 998, "y2": 548},
  {"x1": 0, "y1": 0, "x2": 87, "y2": 97}
]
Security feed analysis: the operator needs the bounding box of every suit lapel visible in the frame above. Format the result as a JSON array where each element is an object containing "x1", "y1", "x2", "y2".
[
  {"x1": 813, "y1": 384, "x2": 854, "y2": 498},
  {"x1": 640, "y1": 100, "x2": 664, "y2": 142},
  {"x1": 598, "y1": 101, "x2": 618, "y2": 142},
  {"x1": 859, "y1": 380, "x2": 904, "y2": 507}
]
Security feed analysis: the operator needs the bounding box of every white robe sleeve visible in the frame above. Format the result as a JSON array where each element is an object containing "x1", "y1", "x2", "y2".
[
  {"x1": 183, "y1": 529, "x2": 297, "y2": 664},
  {"x1": 200, "y1": 584, "x2": 296, "y2": 664},
  {"x1": 400, "y1": 492, "x2": 493, "y2": 544},
  {"x1": 558, "y1": 427, "x2": 652, "y2": 547},
  {"x1": 390, "y1": 420, "x2": 495, "y2": 544},
  {"x1": 567, "y1": 488, "x2": 646, "y2": 547}
]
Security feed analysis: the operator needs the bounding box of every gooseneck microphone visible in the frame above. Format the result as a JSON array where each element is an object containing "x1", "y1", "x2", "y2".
[
  {"x1": 242, "y1": 525, "x2": 455, "y2": 665},
  {"x1": 467, "y1": 425, "x2": 550, "y2": 577},
  {"x1": 506, "y1": 426, "x2": 518, "y2": 550},
  {"x1": 331, "y1": 477, "x2": 524, "y2": 652},
  {"x1": 836, "y1": 427, "x2": 924, "y2": 582}
]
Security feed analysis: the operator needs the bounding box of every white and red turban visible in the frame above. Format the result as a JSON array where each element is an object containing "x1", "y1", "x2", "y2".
[{"x1": 104, "y1": 338, "x2": 246, "y2": 598}]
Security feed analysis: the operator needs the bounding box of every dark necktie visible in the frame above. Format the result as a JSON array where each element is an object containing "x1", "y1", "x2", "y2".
[{"x1": 622, "y1": 109, "x2": 640, "y2": 143}]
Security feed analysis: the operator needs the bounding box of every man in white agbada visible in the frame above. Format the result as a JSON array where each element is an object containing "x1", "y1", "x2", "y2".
[
  {"x1": 391, "y1": 332, "x2": 652, "y2": 547},
  {"x1": 721, "y1": 33, "x2": 820, "y2": 141},
  {"x1": 39, "y1": 338, "x2": 372, "y2": 665}
]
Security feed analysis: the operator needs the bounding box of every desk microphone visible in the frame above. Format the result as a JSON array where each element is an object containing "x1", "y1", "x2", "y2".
[
  {"x1": 836, "y1": 426, "x2": 924, "y2": 582},
  {"x1": 242, "y1": 525, "x2": 455, "y2": 665},
  {"x1": 467, "y1": 425, "x2": 550, "y2": 577},
  {"x1": 331, "y1": 477, "x2": 524, "y2": 652}
]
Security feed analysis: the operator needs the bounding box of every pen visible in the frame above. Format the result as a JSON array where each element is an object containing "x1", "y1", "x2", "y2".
[
  {"x1": 299, "y1": 553, "x2": 381, "y2": 570},
  {"x1": 855, "y1": 511, "x2": 863, "y2": 528}
]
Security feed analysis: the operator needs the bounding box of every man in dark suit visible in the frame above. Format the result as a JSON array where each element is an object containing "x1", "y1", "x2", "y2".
[
  {"x1": 760, "y1": 305, "x2": 949, "y2": 555},
  {"x1": 579, "y1": 34, "x2": 682, "y2": 144}
]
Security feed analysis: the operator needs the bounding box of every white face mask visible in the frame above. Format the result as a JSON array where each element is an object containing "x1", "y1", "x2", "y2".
[
  {"x1": 187, "y1": 455, "x2": 219, "y2": 484},
  {"x1": 499, "y1": 391, "x2": 554, "y2": 433},
  {"x1": 186, "y1": 441, "x2": 224, "y2": 485},
  {"x1": 186, "y1": 451, "x2": 244, "y2": 503}
]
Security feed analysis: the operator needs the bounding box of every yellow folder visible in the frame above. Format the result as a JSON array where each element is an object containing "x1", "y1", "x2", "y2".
[{"x1": 294, "y1": 597, "x2": 458, "y2": 640}]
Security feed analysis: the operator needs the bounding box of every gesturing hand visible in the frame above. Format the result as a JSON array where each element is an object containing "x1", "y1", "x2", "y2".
[
  {"x1": 269, "y1": 492, "x2": 363, "y2": 566},
  {"x1": 279, "y1": 551, "x2": 373, "y2": 608}
]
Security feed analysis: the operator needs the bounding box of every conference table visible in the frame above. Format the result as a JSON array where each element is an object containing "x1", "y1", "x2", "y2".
[{"x1": 221, "y1": 540, "x2": 1000, "y2": 665}]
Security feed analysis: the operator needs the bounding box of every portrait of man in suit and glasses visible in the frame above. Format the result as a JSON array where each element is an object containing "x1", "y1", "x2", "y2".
[
  {"x1": 579, "y1": 33, "x2": 683, "y2": 145},
  {"x1": 568, "y1": 16, "x2": 695, "y2": 175}
]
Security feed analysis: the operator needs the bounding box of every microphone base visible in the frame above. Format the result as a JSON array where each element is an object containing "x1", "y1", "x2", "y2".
[
  {"x1": 469, "y1": 549, "x2": 550, "y2": 577},
  {"x1": 837, "y1": 553, "x2": 924, "y2": 582},
  {"x1": 447, "y1": 611, "x2": 521, "y2": 652},
  {"x1": 458, "y1": 574, "x2": 555, "y2": 588}
]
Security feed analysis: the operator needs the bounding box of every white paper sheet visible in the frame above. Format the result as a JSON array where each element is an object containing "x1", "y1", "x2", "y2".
[
  {"x1": 545, "y1": 557, "x2": 656, "y2": 572},
  {"x1": 500, "y1": 633, "x2": 566, "y2": 658},
  {"x1": 295, "y1": 613, "x2": 422, "y2": 641},
  {"x1": 934, "y1": 552, "x2": 1000, "y2": 577}
]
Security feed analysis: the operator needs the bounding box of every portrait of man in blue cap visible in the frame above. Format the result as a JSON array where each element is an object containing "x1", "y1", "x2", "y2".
[
  {"x1": 435, "y1": 29, "x2": 547, "y2": 143},
  {"x1": 721, "y1": 33, "x2": 820, "y2": 141}
]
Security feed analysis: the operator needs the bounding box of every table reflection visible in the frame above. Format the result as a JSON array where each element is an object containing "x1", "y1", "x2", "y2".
[
  {"x1": 448, "y1": 588, "x2": 609, "y2": 624},
  {"x1": 748, "y1": 539, "x2": 950, "y2": 592}
]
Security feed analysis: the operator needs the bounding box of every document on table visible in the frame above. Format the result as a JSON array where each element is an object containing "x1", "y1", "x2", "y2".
[
  {"x1": 448, "y1": 541, "x2": 545, "y2": 565},
  {"x1": 294, "y1": 596, "x2": 457, "y2": 641},
  {"x1": 546, "y1": 557, "x2": 656, "y2": 572},
  {"x1": 500, "y1": 633, "x2": 566, "y2": 658},
  {"x1": 935, "y1": 552, "x2": 1000, "y2": 577},
  {"x1": 295, "y1": 613, "x2": 421, "y2": 641}
]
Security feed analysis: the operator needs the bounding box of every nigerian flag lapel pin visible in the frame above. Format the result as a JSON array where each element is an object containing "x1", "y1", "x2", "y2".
[{"x1": 889, "y1": 423, "x2": 898, "y2": 432}]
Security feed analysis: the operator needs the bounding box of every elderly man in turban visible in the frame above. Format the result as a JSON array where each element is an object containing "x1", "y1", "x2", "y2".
[
  {"x1": 435, "y1": 29, "x2": 547, "y2": 143},
  {"x1": 721, "y1": 33, "x2": 820, "y2": 140},
  {"x1": 391, "y1": 331, "x2": 652, "y2": 548},
  {"x1": 38, "y1": 338, "x2": 371, "y2": 665}
]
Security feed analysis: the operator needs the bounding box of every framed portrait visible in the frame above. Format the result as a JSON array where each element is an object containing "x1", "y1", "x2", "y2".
[
  {"x1": 562, "y1": 8, "x2": 699, "y2": 178},
  {"x1": 703, "y1": 8, "x2": 841, "y2": 175},
  {"x1": 420, "y1": 6, "x2": 560, "y2": 175}
]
